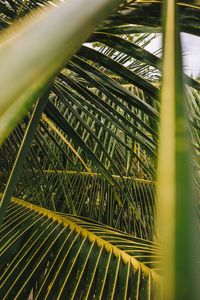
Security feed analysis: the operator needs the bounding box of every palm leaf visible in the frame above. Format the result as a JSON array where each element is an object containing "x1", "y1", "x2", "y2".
[
  {"x1": 0, "y1": 0, "x2": 123, "y2": 144},
  {"x1": 0, "y1": 0, "x2": 199, "y2": 238},
  {"x1": 0, "y1": 1, "x2": 200, "y2": 298},
  {"x1": 0, "y1": 196, "x2": 162, "y2": 300},
  {"x1": 157, "y1": 0, "x2": 199, "y2": 298}
]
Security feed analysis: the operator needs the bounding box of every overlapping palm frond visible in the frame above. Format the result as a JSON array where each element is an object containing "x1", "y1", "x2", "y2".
[
  {"x1": 0, "y1": 0, "x2": 200, "y2": 299},
  {"x1": 0, "y1": 114, "x2": 157, "y2": 238},
  {"x1": 0, "y1": 0, "x2": 200, "y2": 239},
  {"x1": 98, "y1": 1, "x2": 200, "y2": 36},
  {"x1": 0, "y1": 196, "x2": 162, "y2": 300}
]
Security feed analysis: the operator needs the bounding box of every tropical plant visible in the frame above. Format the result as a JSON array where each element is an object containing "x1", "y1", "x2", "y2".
[{"x1": 0, "y1": 0, "x2": 199, "y2": 299}]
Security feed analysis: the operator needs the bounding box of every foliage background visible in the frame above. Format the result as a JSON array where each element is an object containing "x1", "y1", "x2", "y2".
[{"x1": 0, "y1": 0, "x2": 199, "y2": 299}]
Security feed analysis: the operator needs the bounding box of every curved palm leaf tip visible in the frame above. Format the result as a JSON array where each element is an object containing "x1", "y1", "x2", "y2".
[
  {"x1": 0, "y1": 196, "x2": 162, "y2": 300},
  {"x1": 0, "y1": 0, "x2": 199, "y2": 299}
]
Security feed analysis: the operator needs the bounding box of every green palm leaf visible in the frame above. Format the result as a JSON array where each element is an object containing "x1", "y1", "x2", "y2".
[
  {"x1": 0, "y1": 1, "x2": 200, "y2": 298},
  {"x1": 0, "y1": 196, "x2": 161, "y2": 300}
]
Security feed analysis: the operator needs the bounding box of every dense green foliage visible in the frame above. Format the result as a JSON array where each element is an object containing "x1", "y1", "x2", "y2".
[{"x1": 0, "y1": 0, "x2": 199, "y2": 299}]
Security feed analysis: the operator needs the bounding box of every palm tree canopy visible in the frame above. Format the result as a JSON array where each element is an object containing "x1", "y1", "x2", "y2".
[{"x1": 0, "y1": 0, "x2": 199, "y2": 299}]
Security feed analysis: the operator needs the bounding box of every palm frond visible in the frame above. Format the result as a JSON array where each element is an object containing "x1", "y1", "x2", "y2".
[
  {"x1": 0, "y1": 196, "x2": 162, "y2": 300},
  {"x1": 0, "y1": 0, "x2": 200, "y2": 298}
]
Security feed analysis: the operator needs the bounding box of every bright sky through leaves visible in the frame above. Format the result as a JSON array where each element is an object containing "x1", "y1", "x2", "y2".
[{"x1": 147, "y1": 33, "x2": 200, "y2": 78}]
